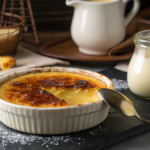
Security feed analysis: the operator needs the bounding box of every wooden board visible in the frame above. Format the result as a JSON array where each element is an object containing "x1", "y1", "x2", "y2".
[
  {"x1": 0, "y1": 68, "x2": 150, "y2": 150},
  {"x1": 38, "y1": 36, "x2": 133, "y2": 63},
  {"x1": 135, "y1": 6, "x2": 150, "y2": 30}
]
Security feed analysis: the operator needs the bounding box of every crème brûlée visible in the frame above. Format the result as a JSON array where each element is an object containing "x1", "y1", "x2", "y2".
[{"x1": 0, "y1": 72, "x2": 108, "y2": 107}]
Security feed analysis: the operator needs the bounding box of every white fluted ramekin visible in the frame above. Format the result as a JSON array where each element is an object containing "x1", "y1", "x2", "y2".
[{"x1": 0, "y1": 67, "x2": 114, "y2": 134}]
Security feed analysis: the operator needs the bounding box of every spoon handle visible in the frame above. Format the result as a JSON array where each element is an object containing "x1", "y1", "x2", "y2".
[{"x1": 137, "y1": 116, "x2": 150, "y2": 124}]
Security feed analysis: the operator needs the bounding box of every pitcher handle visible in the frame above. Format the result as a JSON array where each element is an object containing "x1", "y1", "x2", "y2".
[{"x1": 123, "y1": 0, "x2": 140, "y2": 26}]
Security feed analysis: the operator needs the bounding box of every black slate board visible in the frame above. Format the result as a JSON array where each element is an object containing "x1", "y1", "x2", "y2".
[{"x1": 0, "y1": 68, "x2": 150, "y2": 150}]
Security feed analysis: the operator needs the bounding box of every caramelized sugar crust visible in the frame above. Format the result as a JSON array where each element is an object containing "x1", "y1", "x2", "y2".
[{"x1": 0, "y1": 72, "x2": 107, "y2": 107}]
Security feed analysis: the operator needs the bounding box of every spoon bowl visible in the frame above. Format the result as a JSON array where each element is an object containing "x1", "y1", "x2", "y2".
[{"x1": 98, "y1": 88, "x2": 150, "y2": 123}]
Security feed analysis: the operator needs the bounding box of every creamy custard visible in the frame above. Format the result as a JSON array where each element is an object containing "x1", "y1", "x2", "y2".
[
  {"x1": 42, "y1": 88, "x2": 100, "y2": 106},
  {"x1": 0, "y1": 72, "x2": 107, "y2": 107}
]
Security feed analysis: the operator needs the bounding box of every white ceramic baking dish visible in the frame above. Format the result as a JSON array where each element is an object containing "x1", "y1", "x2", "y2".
[{"x1": 0, "y1": 67, "x2": 114, "y2": 134}]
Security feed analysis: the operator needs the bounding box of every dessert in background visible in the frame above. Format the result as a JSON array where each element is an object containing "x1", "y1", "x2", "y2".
[{"x1": 0, "y1": 56, "x2": 16, "y2": 71}]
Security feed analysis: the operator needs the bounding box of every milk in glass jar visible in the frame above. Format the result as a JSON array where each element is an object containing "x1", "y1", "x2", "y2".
[{"x1": 128, "y1": 30, "x2": 150, "y2": 99}]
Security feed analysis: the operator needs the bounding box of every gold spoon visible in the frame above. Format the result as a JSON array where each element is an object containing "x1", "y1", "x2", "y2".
[{"x1": 97, "y1": 88, "x2": 150, "y2": 123}]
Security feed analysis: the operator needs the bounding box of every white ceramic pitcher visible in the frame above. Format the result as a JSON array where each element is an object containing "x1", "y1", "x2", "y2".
[{"x1": 66, "y1": 0, "x2": 140, "y2": 55}]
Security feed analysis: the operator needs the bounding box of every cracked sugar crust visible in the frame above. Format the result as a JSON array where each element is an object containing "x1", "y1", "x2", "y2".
[{"x1": 0, "y1": 72, "x2": 107, "y2": 107}]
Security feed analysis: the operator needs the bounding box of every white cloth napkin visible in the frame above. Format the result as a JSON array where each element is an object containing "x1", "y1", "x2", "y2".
[
  {"x1": 115, "y1": 61, "x2": 129, "y2": 72},
  {"x1": 0, "y1": 46, "x2": 70, "y2": 76}
]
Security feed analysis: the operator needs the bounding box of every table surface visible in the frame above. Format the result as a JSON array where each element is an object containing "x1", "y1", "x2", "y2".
[
  {"x1": 19, "y1": 31, "x2": 150, "y2": 150},
  {"x1": 69, "y1": 66, "x2": 150, "y2": 150},
  {"x1": 73, "y1": 67, "x2": 150, "y2": 150}
]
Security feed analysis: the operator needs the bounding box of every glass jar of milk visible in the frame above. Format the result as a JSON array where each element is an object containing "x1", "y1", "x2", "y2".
[{"x1": 128, "y1": 30, "x2": 150, "y2": 100}]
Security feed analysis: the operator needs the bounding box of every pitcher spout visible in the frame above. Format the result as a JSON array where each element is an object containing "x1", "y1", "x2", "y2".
[{"x1": 66, "y1": 0, "x2": 80, "y2": 7}]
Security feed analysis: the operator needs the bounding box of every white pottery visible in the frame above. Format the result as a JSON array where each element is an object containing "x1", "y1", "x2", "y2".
[
  {"x1": 66, "y1": 0, "x2": 140, "y2": 55},
  {"x1": 0, "y1": 67, "x2": 114, "y2": 134}
]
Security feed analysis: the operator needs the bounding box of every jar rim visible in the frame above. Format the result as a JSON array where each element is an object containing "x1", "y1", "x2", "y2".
[{"x1": 134, "y1": 30, "x2": 150, "y2": 44}]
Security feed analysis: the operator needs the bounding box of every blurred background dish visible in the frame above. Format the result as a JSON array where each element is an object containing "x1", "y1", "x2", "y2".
[
  {"x1": 0, "y1": 13, "x2": 24, "y2": 56},
  {"x1": 38, "y1": 35, "x2": 133, "y2": 64},
  {"x1": 66, "y1": 0, "x2": 140, "y2": 55},
  {"x1": 1, "y1": 0, "x2": 40, "y2": 46}
]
